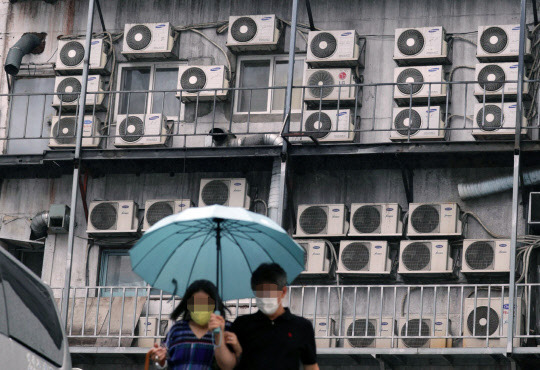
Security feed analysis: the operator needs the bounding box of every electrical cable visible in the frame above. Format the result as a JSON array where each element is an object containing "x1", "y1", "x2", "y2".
[{"x1": 451, "y1": 35, "x2": 478, "y2": 47}]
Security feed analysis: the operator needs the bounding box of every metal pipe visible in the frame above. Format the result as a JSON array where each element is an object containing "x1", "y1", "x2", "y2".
[
  {"x1": 268, "y1": 158, "x2": 282, "y2": 223},
  {"x1": 305, "y1": 0, "x2": 316, "y2": 31},
  {"x1": 4, "y1": 33, "x2": 42, "y2": 75},
  {"x1": 61, "y1": 0, "x2": 96, "y2": 327},
  {"x1": 30, "y1": 210, "x2": 49, "y2": 239},
  {"x1": 533, "y1": 0, "x2": 539, "y2": 26}
]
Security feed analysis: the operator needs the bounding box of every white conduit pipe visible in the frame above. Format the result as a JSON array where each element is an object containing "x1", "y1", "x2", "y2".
[
  {"x1": 268, "y1": 157, "x2": 282, "y2": 222},
  {"x1": 458, "y1": 168, "x2": 540, "y2": 200}
]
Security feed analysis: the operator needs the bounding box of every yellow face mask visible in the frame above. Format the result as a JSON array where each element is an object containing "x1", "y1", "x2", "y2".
[{"x1": 189, "y1": 306, "x2": 214, "y2": 326}]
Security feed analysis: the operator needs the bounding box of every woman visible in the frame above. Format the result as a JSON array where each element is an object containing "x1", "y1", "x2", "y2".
[{"x1": 148, "y1": 280, "x2": 242, "y2": 370}]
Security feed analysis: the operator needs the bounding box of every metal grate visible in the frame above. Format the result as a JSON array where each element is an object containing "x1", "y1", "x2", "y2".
[
  {"x1": 341, "y1": 242, "x2": 370, "y2": 271},
  {"x1": 402, "y1": 242, "x2": 431, "y2": 271},
  {"x1": 347, "y1": 320, "x2": 376, "y2": 348},
  {"x1": 394, "y1": 109, "x2": 422, "y2": 136},
  {"x1": 201, "y1": 180, "x2": 229, "y2": 206},
  {"x1": 476, "y1": 105, "x2": 503, "y2": 131},
  {"x1": 146, "y1": 201, "x2": 174, "y2": 227},
  {"x1": 52, "y1": 117, "x2": 77, "y2": 145},
  {"x1": 90, "y1": 203, "x2": 117, "y2": 230},
  {"x1": 401, "y1": 319, "x2": 430, "y2": 348},
  {"x1": 119, "y1": 116, "x2": 145, "y2": 142},
  {"x1": 60, "y1": 41, "x2": 85, "y2": 67},
  {"x1": 308, "y1": 70, "x2": 335, "y2": 98},
  {"x1": 126, "y1": 24, "x2": 152, "y2": 50},
  {"x1": 465, "y1": 241, "x2": 494, "y2": 270},
  {"x1": 467, "y1": 306, "x2": 499, "y2": 337},
  {"x1": 397, "y1": 29, "x2": 425, "y2": 56},
  {"x1": 180, "y1": 67, "x2": 207, "y2": 93},
  {"x1": 410, "y1": 204, "x2": 440, "y2": 233},
  {"x1": 352, "y1": 205, "x2": 381, "y2": 234},
  {"x1": 56, "y1": 77, "x2": 81, "y2": 103},
  {"x1": 310, "y1": 32, "x2": 337, "y2": 59},
  {"x1": 299, "y1": 206, "x2": 328, "y2": 235},
  {"x1": 480, "y1": 27, "x2": 508, "y2": 54},
  {"x1": 304, "y1": 112, "x2": 332, "y2": 139},
  {"x1": 230, "y1": 17, "x2": 258, "y2": 42},
  {"x1": 396, "y1": 68, "x2": 424, "y2": 95},
  {"x1": 478, "y1": 64, "x2": 505, "y2": 92}
]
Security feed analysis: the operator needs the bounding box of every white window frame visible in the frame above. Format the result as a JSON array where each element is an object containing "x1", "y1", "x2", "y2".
[
  {"x1": 234, "y1": 54, "x2": 307, "y2": 115},
  {"x1": 114, "y1": 61, "x2": 187, "y2": 124}
]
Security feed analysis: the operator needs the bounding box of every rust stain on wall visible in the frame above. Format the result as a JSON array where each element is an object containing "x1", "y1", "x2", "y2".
[{"x1": 64, "y1": 0, "x2": 76, "y2": 35}]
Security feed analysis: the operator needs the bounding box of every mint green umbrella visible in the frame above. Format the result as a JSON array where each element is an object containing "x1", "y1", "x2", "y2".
[{"x1": 129, "y1": 205, "x2": 305, "y2": 301}]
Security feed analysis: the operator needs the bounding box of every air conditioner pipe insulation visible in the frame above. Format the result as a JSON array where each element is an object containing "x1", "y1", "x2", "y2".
[
  {"x1": 4, "y1": 33, "x2": 42, "y2": 76},
  {"x1": 268, "y1": 158, "x2": 282, "y2": 222},
  {"x1": 458, "y1": 167, "x2": 540, "y2": 200},
  {"x1": 229, "y1": 134, "x2": 284, "y2": 147},
  {"x1": 30, "y1": 210, "x2": 49, "y2": 239}
]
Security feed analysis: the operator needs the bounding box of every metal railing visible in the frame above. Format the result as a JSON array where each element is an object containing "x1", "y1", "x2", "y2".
[{"x1": 51, "y1": 283, "x2": 540, "y2": 352}]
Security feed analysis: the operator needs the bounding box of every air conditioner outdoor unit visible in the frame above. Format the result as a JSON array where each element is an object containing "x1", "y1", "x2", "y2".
[
  {"x1": 114, "y1": 114, "x2": 169, "y2": 147},
  {"x1": 307, "y1": 30, "x2": 362, "y2": 67},
  {"x1": 294, "y1": 204, "x2": 348, "y2": 237},
  {"x1": 474, "y1": 62, "x2": 529, "y2": 101},
  {"x1": 87, "y1": 200, "x2": 139, "y2": 236},
  {"x1": 472, "y1": 102, "x2": 528, "y2": 140},
  {"x1": 477, "y1": 25, "x2": 531, "y2": 62},
  {"x1": 343, "y1": 317, "x2": 395, "y2": 348},
  {"x1": 463, "y1": 297, "x2": 523, "y2": 348},
  {"x1": 122, "y1": 22, "x2": 177, "y2": 59},
  {"x1": 393, "y1": 26, "x2": 449, "y2": 65},
  {"x1": 55, "y1": 38, "x2": 109, "y2": 74},
  {"x1": 53, "y1": 75, "x2": 105, "y2": 110},
  {"x1": 393, "y1": 65, "x2": 447, "y2": 105},
  {"x1": 289, "y1": 110, "x2": 354, "y2": 142},
  {"x1": 48, "y1": 115, "x2": 101, "y2": 148},
  {"x1": 306, "y1": 317, "x2": 336, "y2": 348},
  {"x1": 143, "y1": 199, "x2": 194, "y2": 231},
  {"x1": 398, "y1": 317, "x2": 450, "y2": 348},
  {"x1": 461, "y1": 239, "x2": 511, "y2": 274},
  {"x1": 349, "y1": 203, "x2": 403, "y2": 237},
  {"x1": 303, "y1": 68, "x2": 357, "y2": 105},
  {"x1": 407, "y1": 203, "x2": 462, "y2": 237},
  {"x1": 296, "y1": 240, "x2": 330, "y2": 275},
  {"x1": 176, "y1": 65, "x2": 229, "y2": 102},
  {"x1": 137, "y1": 317, "x2": 169, "y2": 348},
  {"x1": 398, "y1": 240, "x2": 453, "y2": 275},
  {"x1": 226, "y1": 15, "x2": 282, "y2": 52},
  {"x1": 390, "y1": 106, "x2": 446, "y2": 141},
  {"x1": 337, "y1": 241, "x2": 391, "y2": 275},
  {"x1": 198, "y1": 178, "x2": 251, "y2": 209}
]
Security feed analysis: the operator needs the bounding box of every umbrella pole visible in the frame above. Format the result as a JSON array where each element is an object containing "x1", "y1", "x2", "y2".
[{"x1": 215, "y1": 218, "x2": 222, "y2": 296}]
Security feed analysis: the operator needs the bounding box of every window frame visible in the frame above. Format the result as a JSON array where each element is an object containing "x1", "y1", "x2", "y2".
[
  {"x1": 114, "y1": 61, "x2": 187, "y2": 124},
  {"x1": 234, "y1": 54, "x2": 307, "y2": 115}
]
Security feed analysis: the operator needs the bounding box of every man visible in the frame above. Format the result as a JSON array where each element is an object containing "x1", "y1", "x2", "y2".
[{"x1": 228, "y1": 263, "x2": 319, "y2": 370}]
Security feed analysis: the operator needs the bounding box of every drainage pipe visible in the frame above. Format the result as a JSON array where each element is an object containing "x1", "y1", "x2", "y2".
[
  {"x1": 458, "y1": 168, "x2": 540, "y2": 200},
  {"x1": 4, "y1": 33, "x2": 42, "y2": 75}
]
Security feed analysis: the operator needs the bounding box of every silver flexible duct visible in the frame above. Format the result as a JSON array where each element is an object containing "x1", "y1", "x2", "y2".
[
  {"x1": 30, "y1": 210, "x2": 49, "y2": 239},
  {"x1": 228, "y1": 134, "x2": 284, "y2": 147},
  {"x1": 458, "y1": 168, "x2": 540, "y2": 200},
  {"x1": 268, "y1": 158, "x2": 282, "y2": 222}
]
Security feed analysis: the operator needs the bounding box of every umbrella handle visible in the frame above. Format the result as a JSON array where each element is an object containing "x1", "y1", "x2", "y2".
[{"x1": 212, "y1": 310, "x2": 222, "y2": 348}]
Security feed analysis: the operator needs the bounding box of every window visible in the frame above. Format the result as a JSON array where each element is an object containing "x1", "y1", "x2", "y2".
[
  {"x1": 115, "y1": 62, "x2": 185, "y2": 121},
  {"x1": 235, "y1": 55, "x2": 306, "y2": 114},
  {"x1": 7, "y1": 247, "x2": 44, "y2": 278},
  {"x1": 99, "y1": 249, "x2": 155, "y2": 296},
  {"x1": 7, "y1": 77, "x2": 56, "y2": 155}
]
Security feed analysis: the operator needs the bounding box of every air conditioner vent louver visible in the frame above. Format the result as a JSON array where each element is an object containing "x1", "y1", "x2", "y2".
[
  {"x1": 396, "y1": 68, "x2": 424, "y2": 95},
  {"x1": 341, "y1": 242, "x2": 370, "y2": 271},
  {"x1": 352, "y1": 206, "x2": 380, "y2": 234},
  {"x1": 394, "y1": 109, "x2": 422, "y2": 136},
  {"x1": 201, "y1": 180, "x2": 230, "y2": 206},
  {"x1": 476, "y1": 105, "x2": 503, "y2": 131},
  {"x1": 480, "y1": 27, "x2": 508, "y2": 54},
  {"x1": 230, "y1": 17, "x2": 258, "y2": 42},
  {"x1": 307, "y1": 70, "x2": 335, "y2": 98},
  {"x1": 402, "y1": 242, "x2": 430, "y2": 271},
  {"x1": 397, "y1": 29, "x2": 425, "y2": 56},
  {"x1": 56, "y1": 77, "x2": 81, "y2": 103},
  {"x1": 180, "y1": 67, "x2": 207, "y2": 92},
  {"x1": 467, "y1": 306, "x2": 499, "y2": 337},
  {"x1": 52, "y1": 117, "x2": 77, "y2": 145},
  {"x1": 90, "y1": 203, "x2": 117, "y2": 230},
  {"x1": 310, "y1": 32, "x2": 337, "y2": 59},
  {"x1": 411, "y1": 205, "x2": 440, "y2": 233},
  {"x1": 299, "y1": 206, "x2": 328, "y2": 234},
  {"x1": 60, "y1": 41, "x2": 85, "y2": 67},
  {"x1": 119, "y1": 116, "x2": 145, "y2": 142},
  {"x1": 299, "y1": 243, "x2": 309, "y2": 265},
  {"x1": 347, "y1": 320, "x2": 376, "y2": 348},
  {"x1": 305, "y1": 112, "x2": 332, "y2": 139},
  {"x1": 401, "y1": 319, "x2": 430, "y2": 348},
  {"x1": 465, "y1": 241, "x2": 494, "y2": 270},
  {"x1": 126, "y1": 24, "x2": 153, "y2": 50},
  {"x1": 478, "y1": 64, "x2": 506, "y2": 91},
  {"x1": 146, "y1": 201, "x2": 174, "y2": 227}
]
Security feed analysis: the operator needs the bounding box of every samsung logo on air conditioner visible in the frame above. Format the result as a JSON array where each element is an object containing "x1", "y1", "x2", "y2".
[
  {"x1": 510, "y1": 64, "x2": 518, "y2": 69},
  {"x1": 512, "y1": 26, "x2": 520, "y2": 30},
  {"x1": 429, "y1": 28, "x2": 440, "y2": 32},
  {"x1": 435, "y1": 244, "x2": 443, "y2": 248},
  {"x1": 88, "y1": 77, "x2": 96, "y2": 81},
  {"x1": 149, "y1": 116, "x2": 159, "y2": 120},
  {"x1": 332, "y1": 208, "x2": 340, "y2": 212},
  {"x1": 509, "y1": 105, "x2": 517, "y2": 109},
  {"x1": 313, "y1": 246, "x2": 321, "y2": 250},
  {"x1": 375, "y1": 245, "x2": 382, "y2": 249},
  {"x1": 386, "y1": 207, "x2": 394, "y2": 211},
  {"x1": 318, "y1": 322, "x2": 326, "y2": 326},
  {"x1": 122, "y1": 205, "x2": 130, "y2": 209},
  {"x1": 503, "y1": 304, "x2": 510, "y2": 309},
  {"x1": 428, "y1": 67, "x2": 440, "y2": 72},
  {"x1": 234, "y1": 182, "x2": 242, "y2": 186},
  {"x1": 444, "y1": 207, "x2": 453, "y2": 211},
  {"x1": 84, "y1": 120, "x2": 92, "y2": 124},
  {"x1": 91, "y1": 40, "x2": 100, "y2": 45},
  {"x1": 210, "y1": 67, "x2": 221, "y2": 71},
  {"x1": 338, "y1": 112, "x2": 347, "y2": 116},
  {"x1": 500, "y1": 243, "x2": 508, "y2": 247},
  {"x1": 426, "y1": 108, "x2": 437, "y2": 113},
  {"x1": 341, "y1": 32, "x2": 352, "y2": 36},
  {"x1": 435, "y1": 321, "x2": 443, "y2": 325},
  {"x1": 261, "y1": 16, "x2": 272, "y2": 21},
  {"x1": 381, "y1": 322, "x2": 388, "y2": 326},
  {"x1": 156, "y1": 24, "x2": 166, "y2": 28}
]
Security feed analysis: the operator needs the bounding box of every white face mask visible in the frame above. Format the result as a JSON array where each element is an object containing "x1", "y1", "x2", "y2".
[{"x1": 256, "y1": 297, "x2": 280, "y2": 316}]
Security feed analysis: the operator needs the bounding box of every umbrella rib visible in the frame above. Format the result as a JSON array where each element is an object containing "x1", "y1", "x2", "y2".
[
  {"x1": 220, "y1": 231, "x2": 258, "y2": 276},
  {"x1": 224, "y1": 229, "x2": 277, "y2": 266},
  {"x1": 183, "y1": 230, "x2": 217, "y2": 288}
]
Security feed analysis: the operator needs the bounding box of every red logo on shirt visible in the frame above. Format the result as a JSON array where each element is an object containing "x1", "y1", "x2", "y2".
[{"x1": 288, "y1": 332, "x2": 292, "y2": 337}]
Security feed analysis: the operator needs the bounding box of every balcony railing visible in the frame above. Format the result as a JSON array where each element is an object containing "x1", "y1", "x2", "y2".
[
  {"x1": 2, "y1": 79, "x2": 538, "y2": 156},
  {"x1": 51, "y1": 283, "x2": 540, "y2": 353}
]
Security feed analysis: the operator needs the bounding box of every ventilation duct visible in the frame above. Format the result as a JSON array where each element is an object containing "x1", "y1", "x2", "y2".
[
  {"x1": 5, "y1": 33, "x2": 43, "y2": 75},
  {"x1": 208, "y1": 129, "x2": 283, "y2": 147},
  {"x1": 30, "y1": 211, "x2": 49, "y2": 239},
  {"x1": 458, "y1": 168, "x2": 540, "y2": 200}
]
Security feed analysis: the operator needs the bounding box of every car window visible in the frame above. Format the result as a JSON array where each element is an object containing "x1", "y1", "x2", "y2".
[{"x1": 0, "y1": 251, "x2": 64, "y2": 366}]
